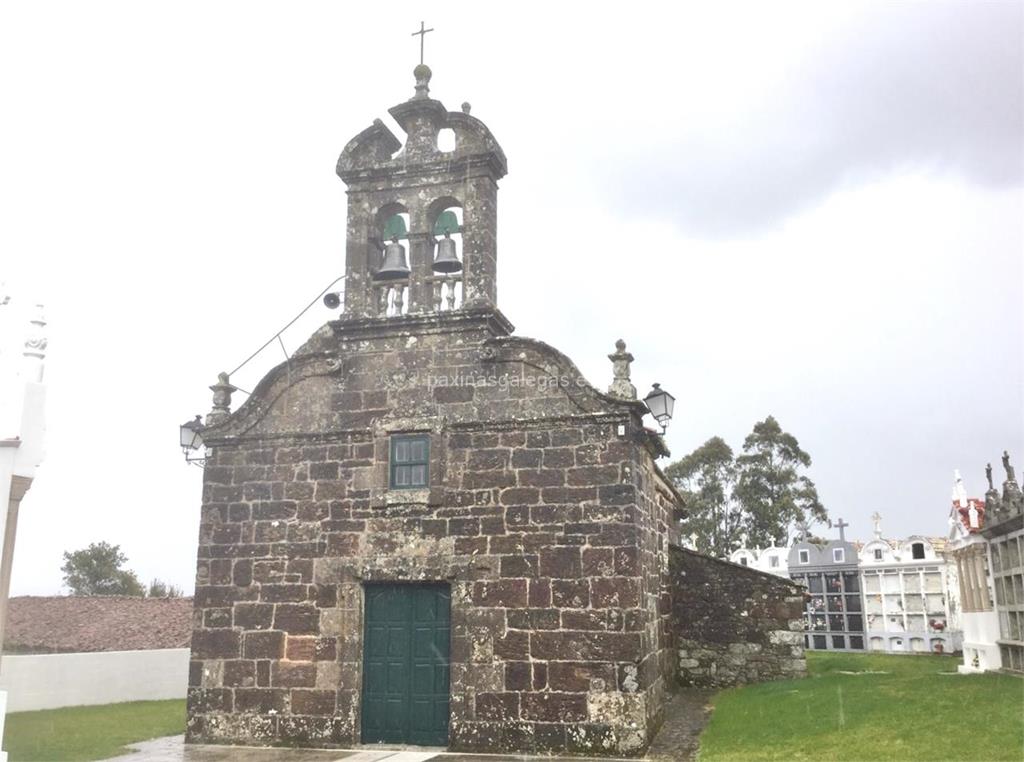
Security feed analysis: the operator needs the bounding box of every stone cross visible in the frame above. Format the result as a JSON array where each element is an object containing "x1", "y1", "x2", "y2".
[
  {"x1": 606, "y1": 339, "x2": 637, "y2": 400},
  {"x1": 411, "y1": 21, "x2": 434, "y2": 65},
  {"x1": 832, "y1": 517, "x2": 849, "y2": 542},
  {"x1": 870, "y1": 511, "x2": 882, "y2": 538}
]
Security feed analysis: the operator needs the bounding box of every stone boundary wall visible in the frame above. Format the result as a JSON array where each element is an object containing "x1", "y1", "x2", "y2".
[
  {"x1": 0, "y1": 648, "x2": 189, "y2": 711},
  {"x1": 669, "y1": 546, "x2": 806, "y2": 688}
]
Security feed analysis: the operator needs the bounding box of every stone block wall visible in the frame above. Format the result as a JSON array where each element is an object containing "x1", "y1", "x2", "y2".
[
  {"x1": 669, "y1": 546, "x2": 806, "y2": 688},
  {"x1": 186, "y1": 309, "x2": 678, "y2": 756}
]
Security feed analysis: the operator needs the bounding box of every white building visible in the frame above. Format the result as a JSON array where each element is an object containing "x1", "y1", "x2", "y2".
[
  {"x1": 728, "y1": 545, "x2": 789, "y2": 577},
  {"x1": 731, "y1": 511, "x2": 964, "y2": 656},
  {"x1": 0, "y1": 293, "x2": 48, "y2": 762},
  {"x1": 859, "y1": 512, "x2": 959, "y2": 654},
  {"x1": 946, "y1": 472, "x2": 1000, "y2": 672}
]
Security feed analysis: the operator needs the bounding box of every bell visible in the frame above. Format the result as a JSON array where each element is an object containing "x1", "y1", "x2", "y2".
[
  {"x1": 432, "y1": 232, "x2": 463, "y2": 274},
  {"x1": 375, "y1": 239, "x2": 410, "y2": 281}
]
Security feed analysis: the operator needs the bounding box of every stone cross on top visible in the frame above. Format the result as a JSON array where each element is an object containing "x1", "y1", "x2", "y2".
[
  {"x1": 870, "y1": 511, "x2": 882, "y2": 538},
  {"x1": 412, "y1": 21, "x2": 434, "y2": 65},
  {"x1": 832, "y1": 517, "x2": 849, "y2": 542}
]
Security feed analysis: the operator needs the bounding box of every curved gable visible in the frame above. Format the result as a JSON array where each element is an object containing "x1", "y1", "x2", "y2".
[{"x1": 200, "y1": 319, "x2": 647, "y2": 443}]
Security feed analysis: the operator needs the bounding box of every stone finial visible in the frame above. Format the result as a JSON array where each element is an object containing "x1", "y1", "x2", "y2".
[
  {"x1": 607, "y1": 339, "x2": 636, "y2": 400},
  {"x1": 1002, "y1": 450, "x2": 1016, "y2": 484},
  {"x1": 461, "y1": 102, "x2": 472, "y2": 114},
  {"x1": 413, "y1": 64, "x2": 432, "y2": 100},
  {"x1": 985, "y1": 489, "x2": 1004, "y2": 525},
  {"x1": 1002, "y1": 450, "x2": 1024, "y2": 517},
  {"x1": 968, "y1": 500, "x2": 981, "y2": 529},
  {"x1": 870, "y1": 511, "x2": 882, "y2": 539},
  {"x1": 206, "y1": 372, "x2": 237, "y2": 426}
]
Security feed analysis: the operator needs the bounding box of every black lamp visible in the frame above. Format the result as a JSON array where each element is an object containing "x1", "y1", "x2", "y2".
[
  {"x1": 179, "y1": 415, "x2": 205, "y2": 463},
  {"x1": 643, "y1": 383, "x2": 675, "y2": 433}
]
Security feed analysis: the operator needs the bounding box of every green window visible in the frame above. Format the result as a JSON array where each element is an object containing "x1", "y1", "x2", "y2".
[{"x1": 390, "y1": 434, "x2": 429, "y2": 489}]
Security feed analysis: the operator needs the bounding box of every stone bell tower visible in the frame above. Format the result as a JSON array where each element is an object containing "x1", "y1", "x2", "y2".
[{"x1": 336, "y1": 64, "x2": 507, "y2": 319}]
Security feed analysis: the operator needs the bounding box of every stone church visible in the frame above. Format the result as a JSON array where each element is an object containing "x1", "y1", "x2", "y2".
[{"x1": 186, "y1": 63, "x2": 806, "y2": 756}]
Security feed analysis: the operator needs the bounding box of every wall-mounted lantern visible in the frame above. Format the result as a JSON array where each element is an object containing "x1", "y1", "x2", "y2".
[
  {"x1": 179, "y1": 415, "x2": 205, "y2": 465},
  {"x1": 643, "y1": 383, "x2": 676, "y2": 434}
]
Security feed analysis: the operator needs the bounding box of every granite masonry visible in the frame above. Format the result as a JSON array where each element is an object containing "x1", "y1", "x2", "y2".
[
  {"x1": 670, "y1": 547, "x2": 807, "y2": 688},
  {"x1": 185, "y1": 65, "x2": 804, "y2": 756}
]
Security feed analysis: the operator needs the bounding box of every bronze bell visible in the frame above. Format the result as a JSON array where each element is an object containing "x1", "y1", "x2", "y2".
[
  {"x1": 432, "y1": 232, "x2": 462, "y2": 273},
  {"x1": 375, "y1": 238, "x2": 410, "y2": 281}
]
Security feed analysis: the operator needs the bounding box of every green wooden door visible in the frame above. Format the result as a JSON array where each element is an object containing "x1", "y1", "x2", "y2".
[{"x1": 362, "y1": 584, "x2": 450, "y2": 746}]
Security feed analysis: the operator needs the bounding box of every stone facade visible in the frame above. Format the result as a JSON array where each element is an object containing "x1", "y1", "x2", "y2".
[
  {"x1": 187, "y1": 312, "x2": 679, "y2": 754},
  {"x1": 186, "y1": 66, "x2": 682, "y2": 756},
  {"x1": 670, "y1": 547, "x2": 806, "y2": 688}
]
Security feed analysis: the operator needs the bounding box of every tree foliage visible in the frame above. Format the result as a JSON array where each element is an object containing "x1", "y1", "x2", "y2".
[
  {"x1": 147, "y1": 579, "x2": 184, "y2": 598},
  {"x1": 665, "y1": 436, "x2": 741, "y2": 557},
  {"x1": 734, "y1": 415, "x2": 827, "y2": 548},
  {"x1": 667, "y1": 416, "x2": 827, "y2": 555},
  {"x1": 61, "y1": 542, "x2": 145, "y2": 596}
]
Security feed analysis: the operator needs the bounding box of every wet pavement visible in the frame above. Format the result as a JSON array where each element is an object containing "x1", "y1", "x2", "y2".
[
  {"x1": 106, "y1": 739, "x2": 643, "y2": 762},
  {"x1": 106, "y1": 691, "x2": 714, "y2": 762}
]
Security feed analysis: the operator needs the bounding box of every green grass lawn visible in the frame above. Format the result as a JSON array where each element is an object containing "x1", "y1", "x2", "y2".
[
  {"x1": 3, "y1": 699, "x2": 185, "y2": 761},
  {"x1": 699, "y1": 652, "x2": 1024, "y2": 761}
]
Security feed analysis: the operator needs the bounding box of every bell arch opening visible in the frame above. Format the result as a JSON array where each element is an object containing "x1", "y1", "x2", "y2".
[
  {"x1": 437, "y1": 128, "x2": 456, "y2": 152},
  {"x1": 426, "y1": 199, "x2": 463, "y2": 312},
  {"x1": 375, "y1": 204, "x2": 410, "y2": 241},
  {"x1": 373, "y1": 204, "x2": 411, "y2": 316}
]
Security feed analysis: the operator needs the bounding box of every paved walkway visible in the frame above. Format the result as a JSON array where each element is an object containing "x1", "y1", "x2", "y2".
[
  {"x1": 646, "y1": 690, "x2": 715, "y2": 761},
  {"x1": 108, "y1": 691, "x2": 715, "y2": 762},
  {"x1": 106, "y1": 737, "x2": 641, "y2": 762}
]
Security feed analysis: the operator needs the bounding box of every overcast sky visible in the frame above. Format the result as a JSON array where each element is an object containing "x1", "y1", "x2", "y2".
[{"x1": 1, "y1": 1, "x2": 1021, "y2": 595}]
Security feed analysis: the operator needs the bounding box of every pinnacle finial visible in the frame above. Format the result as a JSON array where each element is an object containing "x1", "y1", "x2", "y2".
[
  {"x1": 413, "y1": 64, "x2": 432, "y2": 99},
  {"x1": 607, "y1": 339, "x2": 636, "y2": 400},
  {"x1": 206, "y1": 372, "x2": 238, "y2": 426}
]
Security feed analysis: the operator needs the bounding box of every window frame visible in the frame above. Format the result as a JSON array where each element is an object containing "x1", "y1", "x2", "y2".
[
  {"x1": 798, "y1": 549, "x2": 810, "y2": 565},
  {"x1": 389, "y1": 433, "x2": 430, "y2": 490},
  {"x1": 833, "y1": 548, "x2": 846, "y2": 563}
]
